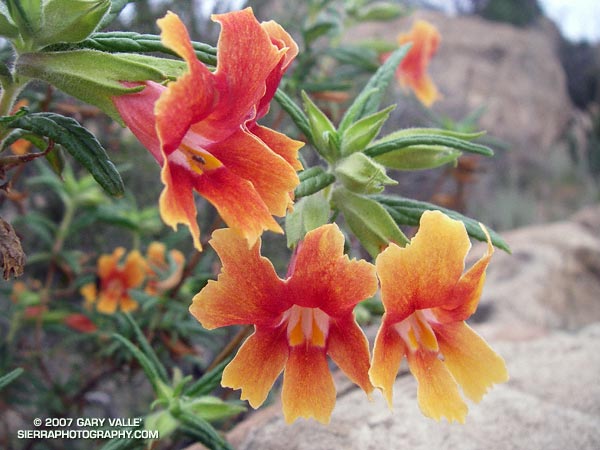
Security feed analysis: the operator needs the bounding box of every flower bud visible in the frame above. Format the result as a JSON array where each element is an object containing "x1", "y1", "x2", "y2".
[{"x1": 335, "y1": 152, "x2": 396, "y2": 194}]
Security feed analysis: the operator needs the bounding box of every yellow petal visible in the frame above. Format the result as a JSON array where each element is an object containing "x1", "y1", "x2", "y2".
[
  {"x1": 407, "y1": 349, "x2": 468, "y2": 423},
  {"x1": 369, "y1": 319, "x2": 406, "y2": 408},
  {"x1": 435, "y1": 322, "x2": 508, "y2": 402}
]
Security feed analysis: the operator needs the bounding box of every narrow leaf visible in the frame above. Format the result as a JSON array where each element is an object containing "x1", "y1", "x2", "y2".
[
  {"x1": 365, "y1": 134, "x2": 494, "y2": 158},
  {"x1": 338, "y1": 44, "x2": 410, "y2": 133},
  {"x1": 185, "y1": 357, "x2": 231, "y2": 398},
  {"x1": 274, "y1": 89, "x2": 313, "y2": 142},
  {"x1": 123, "y1": 312, "x2": 168, "y2": 383},
  {"x1": 177, "y1": 412, "x2": 233, "y2": 450},
  {"x1": 112, "y1": 333, "x2": 161, "y2": 393},
  {"x1": 0, "y1": 368, "x2": 24, "y2": 390},
  {"x1": 7, "y1": 112, "x2": 124, "y2": 196},
  {"x1": 372, "y1": 194, "x2": 511, "y2": 253},
  {"x1": 294, "y1": 167, "x2": 335, "y2": 198}
]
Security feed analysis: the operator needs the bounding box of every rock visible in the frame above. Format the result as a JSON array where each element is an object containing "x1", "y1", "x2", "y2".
[
  {"x1": 217, "y1": 206, "x2": 600, "y2": 450},
  {"x1": 474, "y1": 204, "x2": 600, "y2": 333}
]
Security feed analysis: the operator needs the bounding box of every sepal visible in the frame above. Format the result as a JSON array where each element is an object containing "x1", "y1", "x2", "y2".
[{"x1": 335, "y1": 152, "x2": 396, "y2": 194}]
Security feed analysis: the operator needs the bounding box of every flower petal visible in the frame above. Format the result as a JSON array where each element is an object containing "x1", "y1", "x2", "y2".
[
  {"x1": 435, "y1": 228, "x2": 494, "y2": 322},
  {"x1": 155, "y1": 12, "x2": 216, "y2": 155},
  {"x1": 192, "y1": 163, "x2": 283, "y2": 246},
  {"x1": 282, "y1": 345, "x2": 336, "y2": 424},
  {"x1": 434, "y1": 322, "x2": 508, "y2": 403},
  {"x1": 369, "y1": 319, "x2": 406, "y2": 407},
  {"x1": 407, "y1": 349, "x2": 468, "y2": 423},
  {"x1": 123, "y1": 250, "x2": 147, "y2": 288},
  {"x1": 252, "y1": 124, "x2": 304, "y2": 171},
  {"x1": 113, "y1": 81, "x2": 165, "y2": 163},
  {"x1": 221, "y1": 327, "x2": 289, "y2": 408},
  {"x1": 189, "y1": 228, "x2": 287, "y2": 329},
  {"x1": 98, "y1": 247, "x2": 125, "y2": 278},
  {"x1": 205, "y1": 8, "x2": 283, "y2": 133},
  {"x1": 375, "y1": 210, "x2": 471, "y2": 320},
  {"x1": 397, "y1": 20, "x2": 441, "y2": 106},
  {"x1": 159, "y1": 161, "x2": 203, "y2": 251},
  {"x1": 287, "y1": 224, "x2": 378, "y2": 315},
  {"x1": 327, "y1": 313, "x2": 373, "y2": 395},
  {"x1": 208, "y1": 128, "x2": 299, "y2": 217}
]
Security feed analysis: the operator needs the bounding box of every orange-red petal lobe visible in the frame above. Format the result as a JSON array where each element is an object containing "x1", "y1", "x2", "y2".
[
  {"x1": 287, "y1": 224, "x2": 378, "y2": 315},
  {"x1": 327, "y1": 313, "x2": 373, "y2": 395},
  {"x1": 396, "y1": 20, "x2": 441, "y2": 106},
  {"x1": 252, "y1": 125, "x2": 304, "y2": 171},
  {"x1": 282, "y1": 345, "x2": 336, "y2": 424},
  {"x1": 369, "y1": 319, "x2": 406, "y2": 407},
  {"x1": 155, "y1": 12, "x2": 216, "y2": 155},
  {"x1": 407, "y1": 349, "x2": 468, "y2": 423},
  {"x1": 221, "y1": 326, "x2": 289, "y2": 408},
  {"x1": 159, "y1": 161, "x2": 203, "y2": 251},
  {"x1": 190, "y1": 8, "x2": 283, "y2": 141},
  {"x1": 256, "y1": 20, "x2": 299, "y2": 119},
  {"x1": 375, "y1": 210, "x2": 471, "y2": 320},
  {"x1": 207, "y1": 128, "x2": 299, "y2": 217},
  {"x1": 189, "y1": 228, "x2": 288, "y2": 329},
  {"x1": 434, "y1": 321, "x2": 508, "y2": 403},
  {"x1": 98, "y1": 247, "x2": 125, "y2": 279},
  {"x1": 435, "y1": 227, "x2": 494, "y2": 323},
  {"x1": 122, "y1": 250, "x2": 147, "y2": 288}
]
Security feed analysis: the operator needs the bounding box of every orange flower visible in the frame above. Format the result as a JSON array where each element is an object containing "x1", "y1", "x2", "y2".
[
  {"x1": 190, "y1": 224, "x2": 377, "y2": 423},
  {"x1": 370, "y1": 210, "x2": 508, "y2": 423},
  {"x1": 145, "y1": 241, "x2": 185, "y2": 294},
  {"x1": 114, "y1": 9, "x2": 303, "y2": 251},
  {"x1": 393, "y1": 20, "x2": 440, "y2": 107},
  {"x1": 81, "y1": 248, "x2": 147, "y2": 314}
]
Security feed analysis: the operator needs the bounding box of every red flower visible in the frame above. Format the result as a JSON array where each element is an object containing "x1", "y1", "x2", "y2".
[
  {"x1": 190, "y1": 224, "x2": 377, "y2": 423},
  {"x1": 370, "y1": 210, "x2": 508, "y2": 423},
  {"x1": 114, "y1": 9, "x2": 303, "y2": 251}
]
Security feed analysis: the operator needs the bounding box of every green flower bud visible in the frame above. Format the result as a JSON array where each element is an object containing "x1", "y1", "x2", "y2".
[
  {"x1": 145, "y1": 410, "x2": 178, "y2": 439},
  {"x1": 332, "y1": 187, "x2": 408, "y2": 258},
  {"x1": 341, "y1": 105, "x2": 394, "y2": 156},
  {"x1": 302, "y1": 91, "x2": 340, "y2": 163},
  {"x1": 335, "y1": 152, "x2": 396, "y2": 194}
]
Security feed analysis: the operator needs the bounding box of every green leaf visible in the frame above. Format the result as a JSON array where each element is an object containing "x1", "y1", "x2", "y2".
[
  {"x1": 373, "y1": 145, "x2": 461, "y2": 170},
  {"x1": 37, "y1": 0, "x2": 110, "y2": 47},
  {"x1": 112, "y1": 333, "x2": 162, "y2": 393},
  {"x1": 333, "y1": 187, "x2": 408, "y2": 258},
  {"x1": 372, "y1": 194, "x2": 511, "y2": 253},
  {"x1": 97, "y1": 437, "x2": 141, "y2": 450},
  {"x1": 64, "y1": 31, "x2": 218, "y2": 66},
  {"x1": 16, "y1": 50, "x2": 184, "y2": 122},
  {"x1": 176, "y1": 411, "x2": 233, "y2": 450},
  {"x1": 351, "y1": 2, "x2": 406, "y2": 21},
  {"x1": 185, "y1": 357, "x2": 231, "y2": 398},
  {"x1": 285, "y1": 191, "x2": 330, "y2": 248},
  {"x1": 184, "y1": 396, "x2": 246, "y2": 422},
  {"x1": 338, "y1": 44, "x2": 410, "y2": 133},
  {"x1": 274, "y1": 89, "x2": 313, "y2": 142},
  {"x1": 0, "y1": 367, "x2": 24, "y2": 390},
  {"x1": 365, "y1": 134, "x2": 494, "y2": 159},
  {"x1": 5, "y1": 0, "x2": 42, "y2": 41},
  {"x1": 341, "y1": 105, "x2": 394, "y2": 155},
  {"x1": 294, "y1": 166, "x2": 336, "y2": 198},
  {"x1": 303, "y1": 18, "x2": 339, "y2": 46},
  {"x1": 6, "y1": 112, "x2": 124, "y2": 196},
  {"x1": 0, "y1": 2, "x2": 20, "y2": 39},
  {"x1": 145, "y1": 410, "x2": 179, "y2": 439},
  {"x1": 327, "y1": 46, "x2": 379, "y2": 71},
  {"x1": 123, "y1": 312, "x2": 168, "y2": 383},
  {"x1": 98, "y1": 0, "x2": 142, "y2": 30}
]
